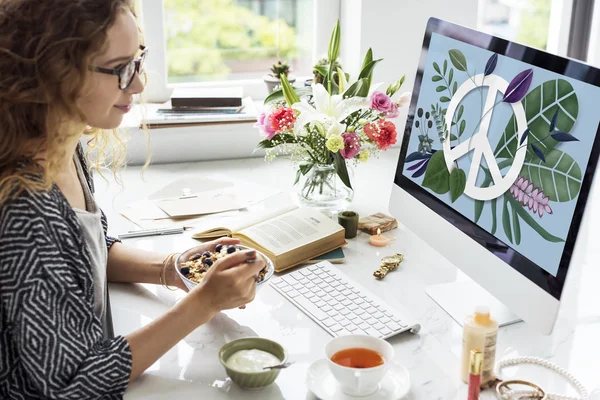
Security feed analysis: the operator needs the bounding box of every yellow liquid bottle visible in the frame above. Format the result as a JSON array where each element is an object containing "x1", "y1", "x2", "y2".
[{"x1": 460, "y1": 305, "x2": 498, "y2": 384}]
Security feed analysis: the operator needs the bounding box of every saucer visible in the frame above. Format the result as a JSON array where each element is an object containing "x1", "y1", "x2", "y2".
[{"x1": 305, "y1": 359, "x2": 410, "y2": 400}]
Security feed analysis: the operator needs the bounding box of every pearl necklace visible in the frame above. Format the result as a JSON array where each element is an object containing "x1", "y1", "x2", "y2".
[{"x1": 494, "y1": 357, "x2": 588, "y2": 400}]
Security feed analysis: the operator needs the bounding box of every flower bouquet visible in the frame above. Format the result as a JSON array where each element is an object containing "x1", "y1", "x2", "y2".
[{"x1": 254, "y1": 21, "x2": 410, "y2": 212}]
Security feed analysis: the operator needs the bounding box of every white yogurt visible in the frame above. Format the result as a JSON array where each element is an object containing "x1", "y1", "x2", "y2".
[{"x1": 226, "y1": 349, "x2": 281, "y2": 373}]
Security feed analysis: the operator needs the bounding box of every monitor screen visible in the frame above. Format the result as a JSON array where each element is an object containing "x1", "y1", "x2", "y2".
[{"x1": 395, "y1": 18, "x2": 600, "y2": 300}]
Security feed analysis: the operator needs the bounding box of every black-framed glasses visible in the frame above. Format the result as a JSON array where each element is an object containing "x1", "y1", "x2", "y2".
[{"x1": 90, "y1": 45, "x2": 147, "y2": 90}]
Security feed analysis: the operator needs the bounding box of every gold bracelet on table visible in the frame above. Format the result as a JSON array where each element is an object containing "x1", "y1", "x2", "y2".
[{"x1": 160, "y1": 252, "x2": 180, "y2": 291}]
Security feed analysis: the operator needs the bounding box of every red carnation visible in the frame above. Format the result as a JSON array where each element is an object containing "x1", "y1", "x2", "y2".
[
  {"x1": 364, "y1": 120, "x2": 397, "y2": 150},
  {"x1": 269, "y1": 106, "x2": 297, "y2": 132}
]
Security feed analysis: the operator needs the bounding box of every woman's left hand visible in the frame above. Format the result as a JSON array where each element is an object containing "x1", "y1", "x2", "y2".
[{"x1": 164, "y1": 237, "x2": 242, "y2": 292}]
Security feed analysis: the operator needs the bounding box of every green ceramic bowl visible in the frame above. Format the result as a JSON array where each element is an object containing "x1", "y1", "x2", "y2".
[{"x1": 219, "y1": 337, "x2": 287, "y2": 389}]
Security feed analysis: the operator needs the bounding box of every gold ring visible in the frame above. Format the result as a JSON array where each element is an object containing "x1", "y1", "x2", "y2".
[{"x1": 496, "y1": 380, "x2": 546, "y2": 399}]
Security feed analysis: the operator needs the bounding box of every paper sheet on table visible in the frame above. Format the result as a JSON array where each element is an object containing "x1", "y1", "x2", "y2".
[
  {"x1": 155, "y1": 190, "x2": 242, "y2": 217},
  {"x1": 147, "y1": 177, "x2": 233, "y2": 200}
]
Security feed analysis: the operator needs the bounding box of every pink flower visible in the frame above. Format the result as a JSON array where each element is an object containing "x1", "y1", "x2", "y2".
[
  {"x1": 269, "y1": 106, "x2": 297, "y2": 132},
  {"x1": 340, "y1": 132, "x2": 361, "y2": 159},
  {"x1": 364, "y1": 120, "x2": 397, "y2": 150},
  {"x1": 254, "y1": 112, "x2": 277, "y2": 139},
  {"x1": 370, "y1": 91, "x2": 392, "y2": 113},
  {"x1": 510, "y1": 176, "x2": 553, "y2": 217},
  {"x1": 385, "y1": 103, "x2": 399, "y2": 118}
]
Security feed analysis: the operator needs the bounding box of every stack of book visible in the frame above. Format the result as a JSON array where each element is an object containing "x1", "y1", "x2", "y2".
[{"x1": 141, "y1": 87, "x2": 257, "y2": 127}]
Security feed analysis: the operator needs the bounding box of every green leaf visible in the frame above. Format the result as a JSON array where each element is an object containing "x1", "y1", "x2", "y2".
[
  {"x1": 358, "y1": 58, "x2": 383, "y2": 88},
  {"x1": 449, "y1": 168, "x2": 466, "y2": 202},
  {"x1": 337, "y1": 67, "x2": 348, "y2": 92},
  {"x1": 450, "y1": 134, "x2": 458, "y2": 141},
  {"x1": 422, "y1": 151, "x2": 451, "y2": 194},
  {"x1": 361, "y1": 48, "x2": 373, "y2": 73},
  {"x1": 491, "y1": 197, "x2": 497, "y2": 235},
  {"x1": 511, "y1": 202, "x2": 521, "y2": 245},
  {"x1": 433, "y1": 62, "x2": 441, "y2": 74},
  {"x1": 453, "y1": 81, "x2": 458, "y2": 95},
  {"x1": 443, "y1": 59, "x2": 447, "y2": 75},
  {"x1": 508, "y1": 196, "x2": 564, "y2": 242},
  {"x1": 503, "y1": 197, "x2": 513, "y2": 243},
  {"x1": 457, "y1": 105, "x2": 464, "y2": 121},
  {"x1": 436, "y1": 86, "x2": 447, "y2": 92},
  {"x1": 333, "y1": 152, "x2": 352, "y2": 189},
  {"x1": 280, "y1": 74, "x2": 300, "y2": 106},
  {"x1": 264, "y1": 86, "x2": 312, "y2": 105},
  {"x1": 448, "y1": 68, "x2": 454, "y2": 84},
  {"x1": 343, "y1": 77, "x2": 369, "y2": 98},
  {"x1": 328, "y1": 20, "x2": 341, "y2": 62},
  {"x1": 440, "y1": 96, "x2": 451, "y2": 103},
  {"x1": 520, "y1": 148, "x2": 582, "y2": 202},
  {"x1": 459, "y1": 120, "x2": 466, "y2": 136},
  {"x1": 494, "y1": 79, "x2": 579, "y2": 160},
  {"x1": 432, "y1": 75, "x2": 443, "y2": 82},
  {"x1": 449, "y1": 49, "x2": 468, "y2": 71},
  {"x1": 313, "y1": 65, "x2": 328, "y2": 77}
]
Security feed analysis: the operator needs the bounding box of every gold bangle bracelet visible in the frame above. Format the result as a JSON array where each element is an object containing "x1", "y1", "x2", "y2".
[
  {"x1": 496, "y1": 379, "x2": 547, "y2": 400},
  {"x1": 160, "y1": 252, "x2": 180, "y2": 291}
]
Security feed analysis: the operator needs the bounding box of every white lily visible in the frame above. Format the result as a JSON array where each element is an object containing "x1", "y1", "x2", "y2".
[{"x1": 292, "y1": 83, "x2": 370, "y2": 138}]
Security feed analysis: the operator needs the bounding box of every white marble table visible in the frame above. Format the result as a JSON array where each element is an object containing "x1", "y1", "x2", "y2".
[{"x1": 94, "y1": 149, "x2": 600, "y2": 400}]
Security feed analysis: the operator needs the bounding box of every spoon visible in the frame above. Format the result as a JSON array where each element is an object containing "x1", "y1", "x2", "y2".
[{"x1": 263, "y1": 361, "x2": 294, "y2": 370}]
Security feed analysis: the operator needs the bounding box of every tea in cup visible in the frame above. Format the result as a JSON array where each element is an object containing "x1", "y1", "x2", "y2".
[{"x1": 325, "y1": 335, "x2": 394, "y2": 396}]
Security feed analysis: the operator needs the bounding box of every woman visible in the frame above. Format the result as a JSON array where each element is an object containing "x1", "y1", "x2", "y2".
[{"x1": 0, "y1": 1, "x2": 265, "y2": 398}]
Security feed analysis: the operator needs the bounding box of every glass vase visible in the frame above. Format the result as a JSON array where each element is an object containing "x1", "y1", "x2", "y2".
[{"x1": 297, "y1": 163, "x2": 354, "y2": 214}]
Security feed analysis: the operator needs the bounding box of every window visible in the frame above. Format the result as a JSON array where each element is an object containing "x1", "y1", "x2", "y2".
[
  {"x1": 477, "y1": 0, "x2": 598, "y2": 62},
  {"x1": 140, "y1": 0, "x2": 339, "y2": 102}
]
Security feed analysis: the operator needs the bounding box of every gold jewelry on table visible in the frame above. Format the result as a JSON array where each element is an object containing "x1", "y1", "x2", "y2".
[
  {"x1": 160, "y1": 252, "x2": 180, "y2": 291},
  {"x1": 496, "y1": 380, "x2": 547, "y2": 400},
  {"x1": 373, "y1": 253, "x2": 404, "y2": 279}
]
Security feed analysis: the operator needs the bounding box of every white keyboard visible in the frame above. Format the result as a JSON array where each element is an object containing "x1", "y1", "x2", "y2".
[{"x1": 270, "y1": 261, "x2": 421, "y2": 339}]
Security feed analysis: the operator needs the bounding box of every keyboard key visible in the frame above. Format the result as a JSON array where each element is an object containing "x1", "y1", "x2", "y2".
[
  {"x1": 333, "y1": 304, "x2": 345, "y2": 311},
  {"x1": 340, "y1": 308, "x2": 352, "y2": 316},
  {"x1": 330, "y1": 324, "x2": 343, "y2": 332},
  {"x1": 298, "y1": 288, "x2": 309, "y2": 295},
  {"x1": 327, "y1": 309, "x2": 338, "y2": 317},
  {"x1": 380, "y1": 316, "x2": 391, "y2": 324},
  {"x1": 299, "y1": 269, "x2": 312, "y2": 277},
  {"x1": 364, "y1": 327, "x2": 382, "y2": 338},
  {"x1": 360, "y1": 303, "x2": 371, "y2": 310},
  {"x1": 305, "y1": 292, "x2": 317, "y2": 300},
  {"x1": 380, "y1": 327, "x2": 393, "y2": 336},
  {"x1": 341, "y1": 299, "x2": 352, "y2": 306},
  {"x1": 347, "y1": 293, "x2": 358, "y2": 300},
  {"x1": 373, "y1": 322, "x2": 386, "y2": 331},
  {"x1": 308, "y1": 265, "x2": 320, "y2": 272},
  {"x1": 341, "y1": 289, "x2": 352, "y2": 296},
  {"x1": 321, "y1": 305, "x2": 333, "y2": 313},
  {"x1": 338, "y1": 328, "x2": 352, "y2": 336},
  {"x1": 292, "y1": 296, "x2": 328, "y2": 321},
  {"x1": 354, "y1": 308, "x2": 366, "y2": 316},
  {"x1": 334, "y1": 294, "x2": 346, "y2": 302},
  {"x1": 347, "y1": 324, "x2": 359, "y2": 332},
  {"x1": 324, "y1": 277, "x2": 335, "y2": 284},
  {"x1": 333, "y1": 315, "x2": 344, "y2": 322},
  {"x1": 358, "y1": 322, "x2": 370, "y2": 330},
  {"x1": 366, "y1": 307, "x2": 378, "y2": 314},
  {"x1": 386, "y1": 322, "x2": 401, "y2": 330},
  {"x1": 282, "y1": 275, "x2": 298, "y2": 284},
  {"x1": 373, "y1": 311, "x2": 384, "y2": 319},
  {"x1": 322, "y1": 318, "x2": 337, "y2": 327},
  {"x1": 340, "y1": 319, "x2": 352, "y2": 327},
  {"x1": 314, "y1": 300, "x2": 326, "y2": 308},
  {"x1": 293, "y1": 283, "x2": 304, "y2": 290},
  {"x1": 286, "y1": 290, "x2": 300, "y2": 298},
  {"x1": 366, "y1": 318, "x2": 378, "y2": 325},
  {"x1": 351, "y1": 317, "x2": 362, "y2": 325},
  {"x1": 347, "y1": 304, "x2": 359, "y2": 311}
]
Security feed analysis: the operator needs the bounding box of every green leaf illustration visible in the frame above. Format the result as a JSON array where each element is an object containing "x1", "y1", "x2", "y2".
[
  {"x1": 436, "y1": 86, "x2": 446, "y2": 92},
  {"x1": 422, "y1": 151, "x2": 450, "y2": 194},
  {"x1": 494, "y1": 79, "x2": 578, "y2": 160},
  {"x1": 440, "y1": 96, "x2": 451, "y2": 103},
  {"x1": 448, "y1": 69, "x2": 454, "y2": 84},
  {"x1": 512, "y1": 204, "x2": 521, "y2": 245},
  {"x1": 432, "y1": 75, "x2": 443, "y2": 82},
  {"x1": 443, "y1": 59, "x2": 448, "y2": 75},
  {"x1": 450, "y1": 134, "x2": 458, "y2": 141},
  {"x1": 491, "y1": 197, "x2": 498, "y2": 235},
  {"x1": 459, "y1": 120, "x2": 466, "y2": 136},
  {"x1": 507, "y1": 195, "x2": 564, "y2": 242},
  {"x1": 457, "y1": 105, "x2": 464, "y2": 121},
  {"x1": 503, "y1": 197, "x2": 513, "y2": 243},
  {"x1": 453, "y1": 81, "x2": 458, "y2": 95},
  {"x1": 333, "y1": 152, "x2": 352, "y2": 189},
  {"x1": 449, "y1": 168, "x2": 466, "y2": 202},
  {"x1": 449, "y1": 49, "x2": 468, "y2": 71},
  {"x1": 520, "y1": 148, "x2": 582, "y2": 202},
  {"x1": 433, "y1": 62, "x2": 441, "y2": 74}
]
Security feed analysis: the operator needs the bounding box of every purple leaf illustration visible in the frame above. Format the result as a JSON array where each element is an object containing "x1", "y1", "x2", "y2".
[
  {"x1": 484, "y1": 53, "x2": 498, "y2": 76},
  {"x1": 405, "y1": 151, "x2": 428, "y2": 163},
  {"x1": 531, "y1": 144, "x2": 545, "y2": 162},
  {"x1": 549, "y1": 109, "x2": 559, "y2": 132},
  {"x1": 412, "y1": 159, "x2": 430, "y2": 178},
  {"x1": 519, "y1": 128, "x2": 530, "y2": 145},
  {"x1": 503, "y1": 69, "x2": 533, "y2": 103},
  {"x1": 407, "y1": 158, "x2": 428, "y2": 171},
  {"x1": 551, "y1": 131, "x2": 579, "y2": 142}
]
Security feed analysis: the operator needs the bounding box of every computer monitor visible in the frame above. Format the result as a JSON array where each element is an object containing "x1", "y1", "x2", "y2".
[{"x1": 390, "y1": 17, "x2": 600, "y2": 334}]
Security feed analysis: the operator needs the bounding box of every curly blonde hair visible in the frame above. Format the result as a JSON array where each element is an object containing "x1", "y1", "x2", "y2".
[{"x1": 0, "y1": 0, "x2": 137, "y2": 203}]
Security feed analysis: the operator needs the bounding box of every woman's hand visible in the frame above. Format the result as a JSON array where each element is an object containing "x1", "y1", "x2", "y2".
[
  {"x1": 189, "y1": 246, "x2": 266, "y2": 319},
  {"x1": 165, "y1": 237, "x2": 242, "y2": 291}
]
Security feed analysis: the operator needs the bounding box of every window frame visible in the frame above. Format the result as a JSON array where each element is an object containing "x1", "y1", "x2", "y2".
[{"x1": 140, "y1": 0, "x2": 340, "y2": 103}]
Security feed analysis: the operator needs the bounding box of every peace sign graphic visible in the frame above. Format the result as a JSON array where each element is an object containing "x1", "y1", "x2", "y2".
[{"x1": 443, "y1": 74, "x2": 528, "y2": 201}]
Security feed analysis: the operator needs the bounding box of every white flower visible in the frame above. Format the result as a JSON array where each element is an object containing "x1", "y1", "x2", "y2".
[
  {"x1": 396, "y1": 92, "x2": 411, "y2": 108},
  {"x1": 292, "y1": 83, "x2": 369, "y2": 138}
]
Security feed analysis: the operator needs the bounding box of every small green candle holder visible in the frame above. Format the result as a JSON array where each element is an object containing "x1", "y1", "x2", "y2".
[{"x1": 338, "y1": 211, "x2": 359, "y2": 239}]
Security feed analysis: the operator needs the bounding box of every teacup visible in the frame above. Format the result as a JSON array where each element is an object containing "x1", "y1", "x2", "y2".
[{"x1": 325, "y1": 335, "x2": 394, "y2": 396}]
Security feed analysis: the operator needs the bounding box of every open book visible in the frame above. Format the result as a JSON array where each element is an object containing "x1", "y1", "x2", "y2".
[{"x1": 191, "y1": 196, "x2": 346, "y2": 272}]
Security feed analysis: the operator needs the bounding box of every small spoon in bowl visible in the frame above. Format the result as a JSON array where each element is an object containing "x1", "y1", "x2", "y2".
[{"x1": 263, "y1": 361, "x2": 294, "y2": 370}]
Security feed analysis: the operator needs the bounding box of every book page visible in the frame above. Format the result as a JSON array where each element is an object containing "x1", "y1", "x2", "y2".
[
  {"x1": 237, "y1": 207, "x2": 343, "y2": 255},
  {"x1": 191, "y1": 192, "x2": 297, "y2": 238}
]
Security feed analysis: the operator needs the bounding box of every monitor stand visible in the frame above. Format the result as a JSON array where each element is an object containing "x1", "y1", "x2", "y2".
[{"x1": 426, "y1": 273, "x2": 522, "y2": 327}]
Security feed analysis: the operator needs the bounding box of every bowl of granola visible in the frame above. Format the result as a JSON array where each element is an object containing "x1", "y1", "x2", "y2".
[{"x1": 175, "y1": 244, "x2": 274, "y2": 292}]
